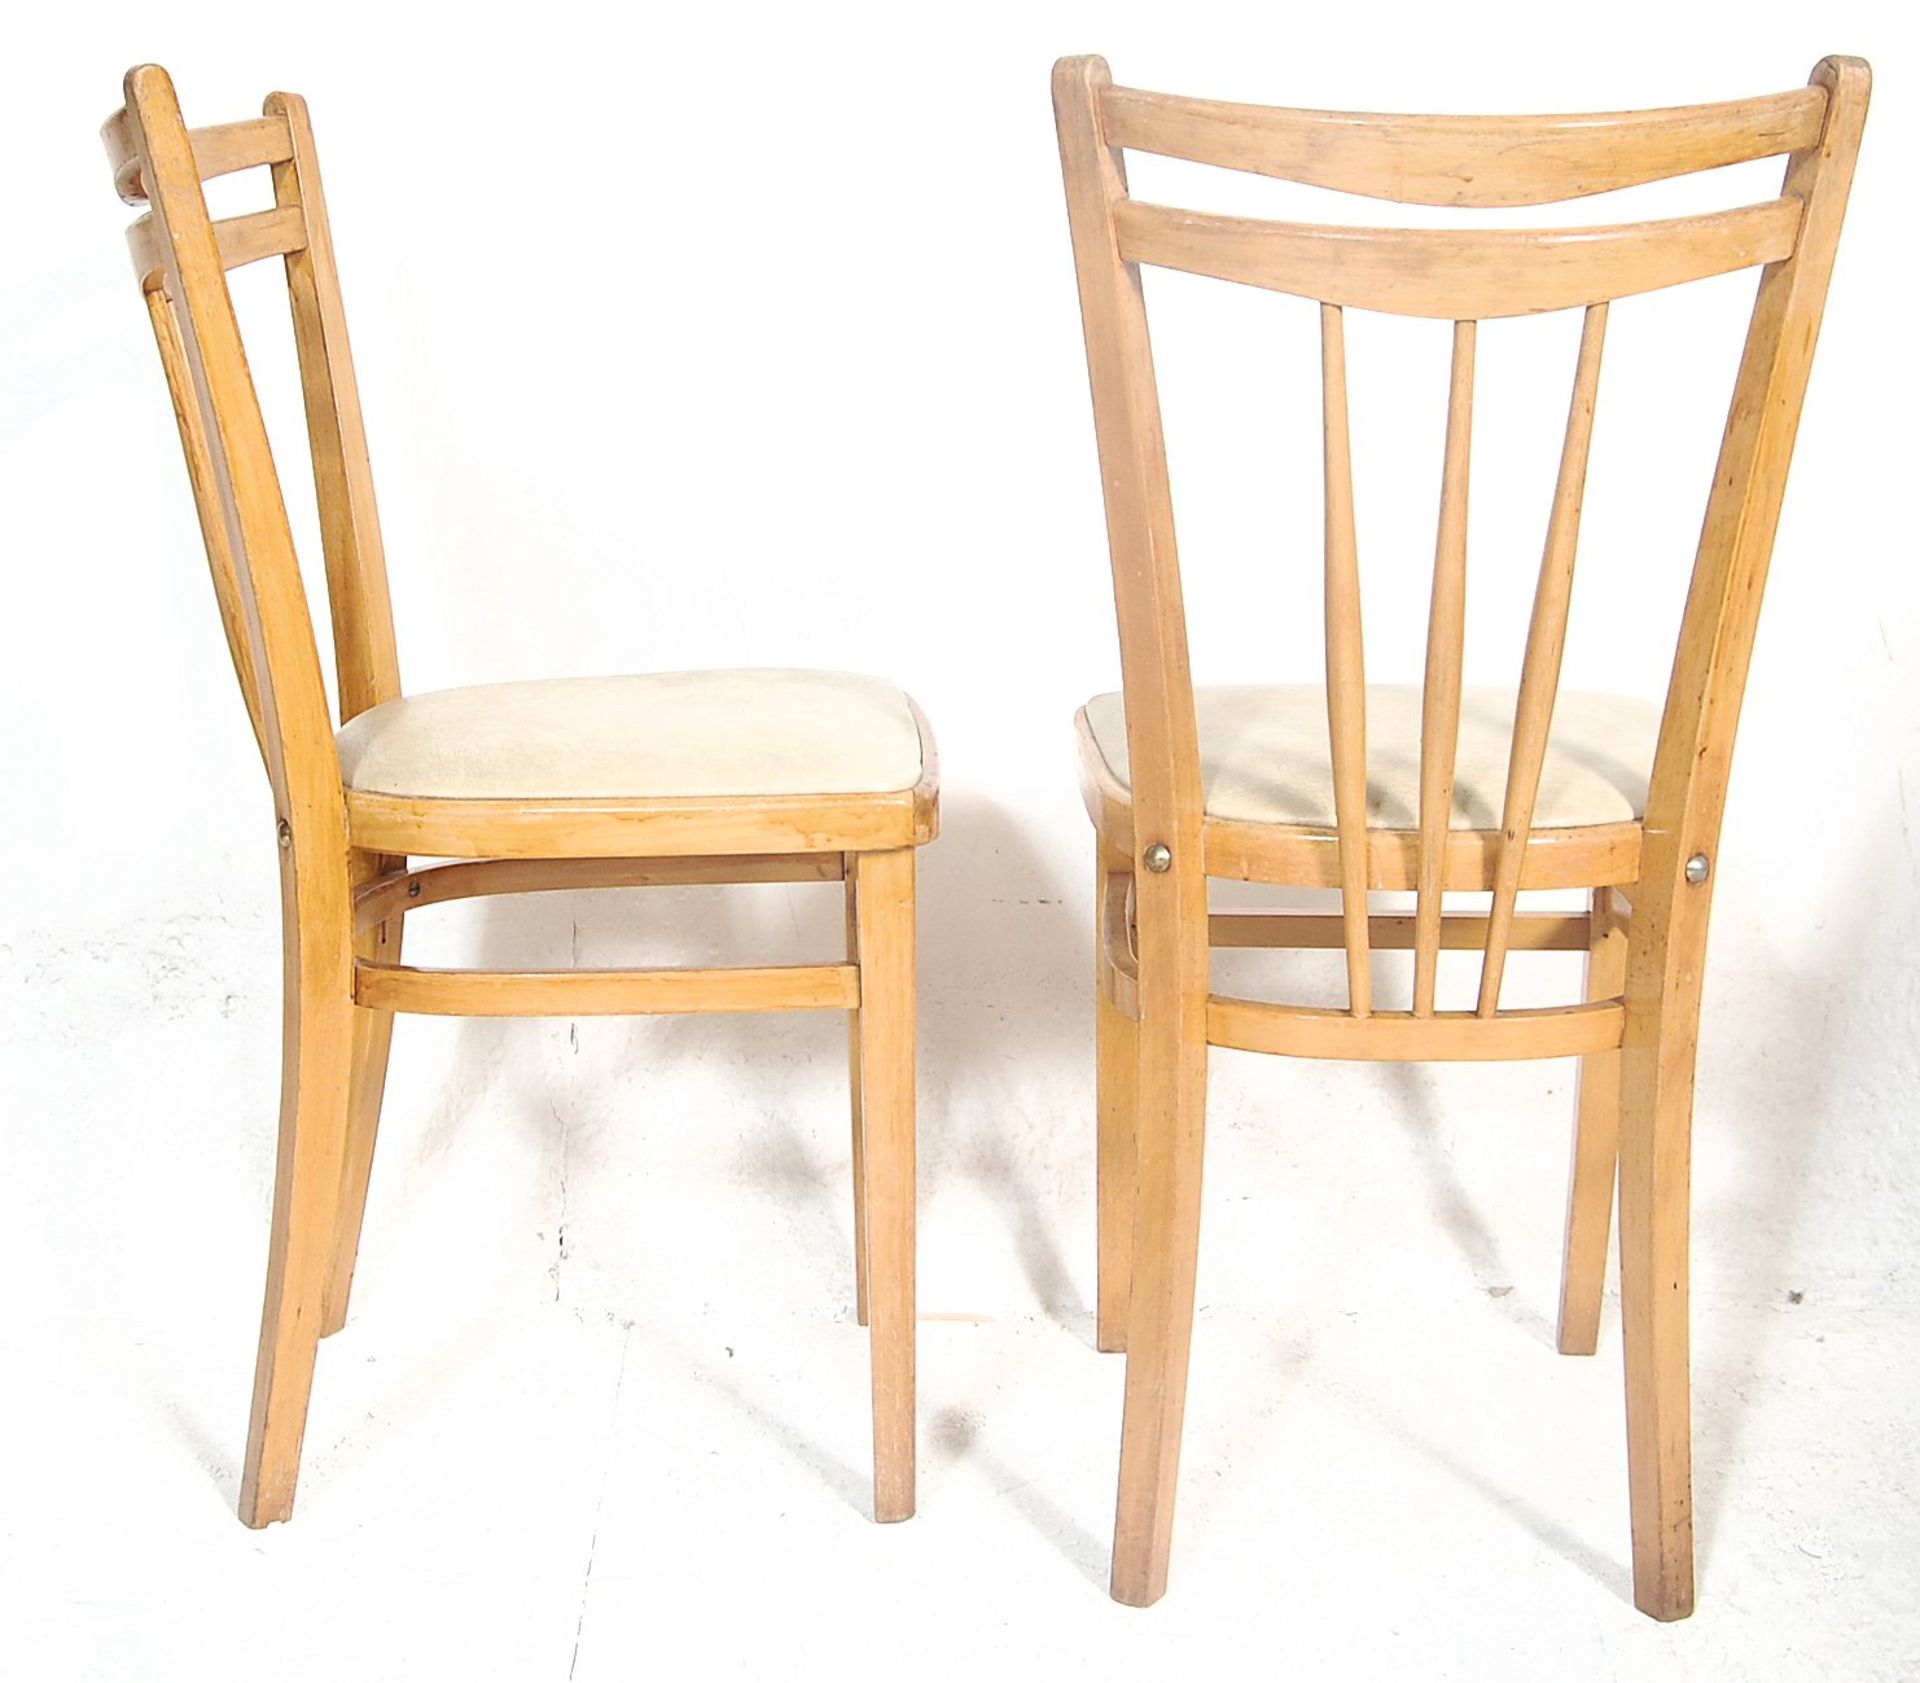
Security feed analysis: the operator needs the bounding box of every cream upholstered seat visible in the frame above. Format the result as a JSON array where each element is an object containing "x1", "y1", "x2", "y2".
[
  {"x1": 337, "y1": 668, "x2": 926, "y2": 801},
  {"x1": 1081, "y1": 684, "x2": 1662, "y2": 831}
]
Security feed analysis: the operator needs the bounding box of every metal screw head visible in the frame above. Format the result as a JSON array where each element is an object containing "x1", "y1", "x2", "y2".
[
  {"x1": 1684, "y1": 851, "x2": 1711, "y2": 886},
  {"x1": 407, "y1": 879, "x2": 423, "y2": 899},
  {"x1": 1142, "y1": 842, "x2": 1172, "y2": 874},
  {"x1": 276, "y1": 819, "x2": 292, "y2": 850}
]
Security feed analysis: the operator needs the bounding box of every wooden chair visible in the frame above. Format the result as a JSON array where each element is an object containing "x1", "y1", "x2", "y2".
[
  {"x1": 1054, "y1": 55, "x2": 1867, "y2": 1616},
  {"x1": 102, "y1": 63, "x2": 935, "y2": 1530}
]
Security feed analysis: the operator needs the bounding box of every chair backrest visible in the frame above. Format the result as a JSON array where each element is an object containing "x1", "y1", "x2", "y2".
[
  {"x1": 1054, "y1": 55, "x2": 1868, "y2": 1018},
  {"x1": 102, "y1": 63, "x2": 398, "y2": 860}
]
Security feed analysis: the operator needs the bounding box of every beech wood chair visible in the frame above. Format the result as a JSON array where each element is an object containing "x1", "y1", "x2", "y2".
[
  {"x1": 1054, "y1": 54, "x2": 1867, "y2": 1616},
  {"x1": 103, "y1": 63, "x2": 935, "y2": 1530}
]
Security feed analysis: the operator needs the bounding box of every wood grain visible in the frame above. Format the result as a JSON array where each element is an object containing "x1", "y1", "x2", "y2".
[
  {"x1": 355, "y1": 961, "x2": 859, "y2": 1017},
  {"x1": 1557, "y1": 886, "x2": 1629, "y2": 1355},
  {"x1": 1479, "y1": 302, "x2": 1610, "y2": 1013},
  {"x1": 1210, "y1": 911, "x2": 1587, "y2": 952},
  {"x1": 1414, "y1": 319, "x2": 1476, "y2": 1013},
  {"x1": 1098, "y1": 82, "x2": 1824, "y2": 207},
  {"x1": 129, "y1": 204, "x2": 307, "y2": 287},
  {"x1": 1208, "y1": 996, "x2": 1624, "y2": 1061},
  {"x1": 853, "y1": 849, "x2": 917, "y2": 1522},
  {"x1": 1096, "y1": 837, "x2": 1140, "y2": 1353},
  {"x1": 105, "y1": 108, "x2": 294, "y2": 204},
  {"x1": 1056, "y1": 53, "x2": 1213, "y2": 1608},
  {"x1": 1320, "y1": 302, "x2": 1373, "y2": 1015},
  {"x1": 1113, "y1": 197, "x2": 1801, "y2": 320}
]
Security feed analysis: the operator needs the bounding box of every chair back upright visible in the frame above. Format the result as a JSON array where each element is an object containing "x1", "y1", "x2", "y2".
[{"x1": 103, "y1": 64, "x2": 399, "y2": 856}]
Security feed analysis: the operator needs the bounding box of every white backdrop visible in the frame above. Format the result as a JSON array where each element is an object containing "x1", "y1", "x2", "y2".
[{"x1": 3, "y1": 3, "x2": 1916, "y2": 1678}]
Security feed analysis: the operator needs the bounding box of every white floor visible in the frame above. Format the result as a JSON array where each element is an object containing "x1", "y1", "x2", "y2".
[{"x1": 4, "y1": 866, "x2": 1917, "y2": 1681}]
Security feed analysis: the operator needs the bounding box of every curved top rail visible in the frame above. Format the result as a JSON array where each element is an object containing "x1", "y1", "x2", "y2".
[
  {"x1": 1112, "y1": 196, "x2": 1802, "y2": 319},
  {"x1": 102, "y1": 107, "x2": 293, "y2": 206},
  {"x1": 1099, "y1": 82, "x2": 1826, "y2": 208}
]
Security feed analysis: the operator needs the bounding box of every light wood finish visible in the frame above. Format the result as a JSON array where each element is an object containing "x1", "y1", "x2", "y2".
[
  {"x1": 852, "y1": 849, "x2": 917, "y2": 1522},
  {"x1": 1097, "y1": 82, "x2": 1826, "y2": 208},
  {"x1": 1099, "y1": 849, "x2": 1142, "y2": 1018},
  {"x1": 322, "y1": 845, "x2": 401, "y2": 1337},
  {"x1": 105, "y1": 107, "x2": 294, "y2": 204},
  {"x1": 1414, "y1": 319, "x2": 1476, "y2": 1014},
  {"x1": 1557, "y1": 887, "x2": 1629, "y2": 1356},
  {"x1": 1479, "y1": 303, "x2": 1610, "y2": 1014},
  {"x1": 1056, "y1": 55, "x2": 1214, "y2": 1609},
  {"x1": 1095, "y1": 837, "x2": 1139, "y2": 1353},
  {"x1": 269, "y1": 91, "x2": 400, "y2": 727},
  {"x1": 106, "y1": 65, "x2": 935, "y2": 1533},
  {"x1": 1320, "y1": 302, "x2": 1373, "y2": 1016},
  {"x1": 1208, "y1": 996, "x2": 1624, "y2": 1062},
  {"x1": 1205, "y1": 815, "x2": 1646, "y2": 891},
  {"x1": 1056, "y1": 53, "x2": 1867, "y2": 1614},
  {"x1": 1210, "y1": 911, "x2": 1588, "y2": 952},
  {"x1": 1075, "y1": 707, "x2": 1647, "y2": 891},
  {"x1": 355, "y1": 960, "x2": 860, "y2": 1017},
  {"x1": 1112, "y1": 197, "x2": 1801, "y2": 320},
  {"x1": 1618, "y1": 51, "x2": 1869, "y2": 1627},
  {"x1": 352, "y1": 852, "x2": 843, "y2": 933},
  {"x1": 342, "y1": 778, "x2": 935, "y2": 860},
  {"x1": 845, "y1": 864, "x2": 868, "y2": 1328},
  {"x1": 143, "y1": 285, "x2": 267, "y2": 761},
  {"x1": 114, "y1": 67, "x2": 351, "y2": 1532},
  {"x1": 129, "y1": 203, "x2": 310, "y2": 289},
  {"x1": 1111, "y1": 910, "x2": 1591, "y2": 1019}
]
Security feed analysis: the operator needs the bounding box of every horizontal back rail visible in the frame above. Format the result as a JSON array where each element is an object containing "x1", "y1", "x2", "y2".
[
  {"x1": 129, "y1": 204, "x2": 308, "y2": 289},
  {"x1": 1208, "y1": 995, "x2": 1625, "y2": 1061},
  {"x1": 1113, "y1": 197, "x2": 1802, "y2": 319},
  {"x1": 106, "y1": 109, "x2": 294, "y2": 205},
  {"x1": 1209, "y1": 911, "x2": 1590, "y2": 952},
  {"x1": 1098, "y1": 83, "x2": 1826, "y2": 207}
]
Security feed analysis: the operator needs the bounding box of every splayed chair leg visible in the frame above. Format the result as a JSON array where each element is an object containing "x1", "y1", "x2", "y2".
[
  {"x1": 238, "y1": 905, "x2": 356, "y2": 1528},
  {"x1": 1109, "y1": 872, "x2": 1209, "y2": 1607},
  {"x1": 1618, "y1": 892, "x2": 1696, "y2": 1621}
]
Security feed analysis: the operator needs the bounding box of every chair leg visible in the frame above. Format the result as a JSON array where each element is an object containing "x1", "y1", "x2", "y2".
[
  {"x1": 853, "y1": 847, "x2": 916, "y2": 1522},
  {"x1": 238, "y1": 908, "x2": 358, "y2": 1528},
  {"x1": 1096, "y1": 837, "x2": 1137, "y2": 1354},
  {"x1": 321, "y1": 857, "x2": 404, "y2": 1337},
  {"x1": 1111, "y1": 885, "x2": 1210, "y2": 1608},
  {"x1": 1617, "y1": 911, "x2": 1697, "y2": 1621},
  {"x1": 318, "y1": 1007, "x2": 394, "y2": 1336},
  {"x1": 1557, "y1": 886, "x2": 1627, "y2": 1355},
  {"x1": 845, "y1": 863, "x2": 869, "y2": 1328}
]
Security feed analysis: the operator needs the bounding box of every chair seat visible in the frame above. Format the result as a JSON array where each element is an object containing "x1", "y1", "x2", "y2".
[
  {"x1": 1081, "y1": 684, "x2": 1662, "y2": 831},
  {"x1": 337, "y1": 669, "x2": 927, "y2": 801}
]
